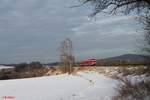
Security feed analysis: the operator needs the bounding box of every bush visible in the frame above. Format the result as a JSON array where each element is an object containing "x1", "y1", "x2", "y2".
[
  {"x1": 29, "y1": 61, "x2": 43, "y2": 69},
  {"x1": 0, "y1": 75, "x2": 10, "y2": 80},
  {"x1": 15, "y1": 63, "x2": 28, "y2": 72},
  {"x1": 113, "y1": 80, "x2": 150, "y2": 100},
  {"x1": 59, "y1": 65, "x2": 74, "y2": 74},
  {"x1": 15, "y1": 62, "x2": 43, "y2": 72}
]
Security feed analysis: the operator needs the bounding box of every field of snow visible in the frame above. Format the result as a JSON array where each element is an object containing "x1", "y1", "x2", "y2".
[
  {"x1": 0, "y1": 65, "x2": 14, "y2": 70},
  {"x1": 0, "y1": 72, "x2": 120, "y2": 100}
]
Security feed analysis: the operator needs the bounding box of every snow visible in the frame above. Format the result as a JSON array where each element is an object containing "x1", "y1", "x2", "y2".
[
  {"x1": 0, "y1": 72, "x2": 120, "y2": 100},
  {"x1": 123, "y1": 74, "x2": 150, "y2": 85},
  {"x1": 0, "y1": 65, "x2": 14, "y2": 70}
]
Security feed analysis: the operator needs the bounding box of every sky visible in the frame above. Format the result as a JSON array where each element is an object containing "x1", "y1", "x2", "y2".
[{"x1": 0, "y1": 0, "x2": 143, "y2": 63}]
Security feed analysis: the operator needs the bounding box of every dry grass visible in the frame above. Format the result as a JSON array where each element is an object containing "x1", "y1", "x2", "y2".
[
  {"x1": 112, "y1": 66, "x2": 150, "y2": 100},
  {"x1": 113, "y1": 79, "x2": 150, "y2": 100}
]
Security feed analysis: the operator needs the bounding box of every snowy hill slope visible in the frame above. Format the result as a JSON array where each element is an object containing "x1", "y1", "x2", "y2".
[{"x1": 0, "y1": 72, "x2": 120, "y2": 100}]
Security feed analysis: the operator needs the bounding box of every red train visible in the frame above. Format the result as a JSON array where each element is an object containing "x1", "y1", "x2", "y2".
[{"x1": 80, "y1": 59, "x2": 96, "y2": 66}]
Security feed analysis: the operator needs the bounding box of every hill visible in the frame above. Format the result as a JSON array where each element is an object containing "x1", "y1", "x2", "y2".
[
  {"x1": 96, "y1": 54, "x2": 150, "y2": 66},
  {"x1": 102, "y1": 54, "x2": 150, "y2": 61}
]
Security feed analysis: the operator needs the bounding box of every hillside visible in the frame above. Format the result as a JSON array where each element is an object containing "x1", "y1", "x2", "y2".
[
  {"x1": 101, "y1": 54, "x2": 150, "y2": 61},
  {"x1": 95, "y1": 54, "x2": 150, "y2": 66}
]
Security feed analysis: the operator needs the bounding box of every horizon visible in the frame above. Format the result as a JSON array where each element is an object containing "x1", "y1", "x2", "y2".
[{"x1": 0, "y1": 53, "x2": 148, "y2": 64}]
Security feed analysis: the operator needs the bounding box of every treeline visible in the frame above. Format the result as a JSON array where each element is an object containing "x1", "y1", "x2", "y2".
[
  {"x1": 0, "y1": 62, "x2": 49, "y2": 80},
  {"x1": 15, "y1": 62, "x2": 43, "y2": 72}
]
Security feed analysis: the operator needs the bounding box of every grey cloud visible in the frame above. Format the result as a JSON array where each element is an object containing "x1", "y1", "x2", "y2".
[
  {"x1": 0, "y1": 0, "x2": 142, "y2": 63},
  {"x1": 70, "y1": 15, "x2": 142, "y2": 60}
]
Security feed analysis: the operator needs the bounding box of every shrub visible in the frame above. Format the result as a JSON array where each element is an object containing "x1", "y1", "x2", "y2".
[
  {"x1": 15, "y1": 62, "x2": 43, "y2": 72},
  {"x1": 58, "y1": 65, "x2": 74, "y2": 74},
  {"x1": 0, "y1": 75, "x2": 10, "y2": 80},
  {"x1": 113, "y1": 79, "x2": 150, "y2": 100},
  {"x1": 15, "y1": 63, "x2": 28, "y2": 72},
  {"x1": 29, "y1": 61, "x2": 43, "y2": 69}
]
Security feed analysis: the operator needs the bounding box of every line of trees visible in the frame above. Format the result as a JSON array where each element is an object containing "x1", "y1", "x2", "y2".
[
  {"x1": 15, "y1": 61, "x2": 43, "y2": 72},
  {"x1": 0, "y1": 62, "x2": 48, "y2": 80}
]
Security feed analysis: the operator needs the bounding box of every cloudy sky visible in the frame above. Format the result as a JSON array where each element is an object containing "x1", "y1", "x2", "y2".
[{"x1": 0, "y1": 0, "x2": 142, "y2": 63}]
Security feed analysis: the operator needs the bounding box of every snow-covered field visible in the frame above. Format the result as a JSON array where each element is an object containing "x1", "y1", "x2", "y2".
[
  {"x1": 0, "y1": 72, "x2": 120, "y2": 100},
  {"x1": 0, "y1": 65, "x2": 14, "y2": 70}
]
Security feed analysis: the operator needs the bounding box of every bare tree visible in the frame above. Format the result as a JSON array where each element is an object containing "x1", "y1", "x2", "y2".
[
  {"x1": 142, "y1": 15, "x2": 150, "y2": 54},
  {"x1": 77, "y1": 0, "x2": 150, "y2": 56},
  {"x1": 60, "y1": 38, "x2": 75, "y2": 74},
  {"x1": 77, "y1": 0, "x2": 150, "y2": 16}
]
